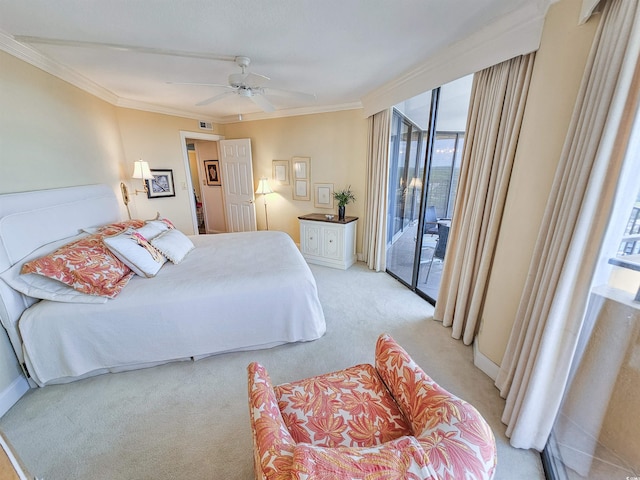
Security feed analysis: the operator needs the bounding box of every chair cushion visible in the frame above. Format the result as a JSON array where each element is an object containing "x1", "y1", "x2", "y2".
[
  {"x1": 275, "y1": 363, "x2": 412, "y2": 448},
  {"x1": 375, "y1": 333, "x2": 497, "y2": 480},
  {"x1": 291, "y1": 435, "x2": 437, "y2": 479}
]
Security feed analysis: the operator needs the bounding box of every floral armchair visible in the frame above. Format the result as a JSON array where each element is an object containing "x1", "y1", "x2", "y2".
[{"x1": 247, "y1": 333, "x2": 497, "y2": 479}]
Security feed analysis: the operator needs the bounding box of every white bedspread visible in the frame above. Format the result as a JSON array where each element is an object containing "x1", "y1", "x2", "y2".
[{"x1": 19, "y1": 231, "x2": 326, "y2": 386}]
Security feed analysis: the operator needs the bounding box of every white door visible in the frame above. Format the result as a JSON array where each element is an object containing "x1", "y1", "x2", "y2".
[{"x1": 219, "y1": 139, "x2": 256, "y2": 232}]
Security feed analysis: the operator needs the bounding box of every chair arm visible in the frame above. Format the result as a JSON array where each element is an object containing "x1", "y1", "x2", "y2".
[
  {"x1": 247, "y1": 362, "x2": 296, "y2": 479},
  {"x1": 291, "y1": 435, "x2": 438, "y2": 479},
  {"x1": 375, "y1": 334, "x2": 497, "y2": 479}
]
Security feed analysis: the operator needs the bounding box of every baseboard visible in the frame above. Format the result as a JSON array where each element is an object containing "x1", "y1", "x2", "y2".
[
  {"x1": 0, "y1": 375, "x2": 29, "y2": 418},
  {"x1": 473, "y1": 339, "x2": 500, "y2": 381}
]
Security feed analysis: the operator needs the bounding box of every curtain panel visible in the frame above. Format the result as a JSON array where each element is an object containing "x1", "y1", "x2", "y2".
[
  {"x1": 433, "y1": 53, "x2": 536, "y2": 345},
  {"x1": 496, "y1": 0, "x2": 640, "y2": 450},
  {"x1": 362, "y1": 109, "x2": 391, "y2": 272}
]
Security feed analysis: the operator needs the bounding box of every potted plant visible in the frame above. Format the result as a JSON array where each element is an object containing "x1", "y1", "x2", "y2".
[{"x1": 333, "y1": 186, "x2": 356, "y2": 220}]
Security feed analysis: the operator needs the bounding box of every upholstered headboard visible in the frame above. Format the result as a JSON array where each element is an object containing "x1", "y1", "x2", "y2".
[{"x1": 0, "y1": 184, "x2": 121, "y2": 368}]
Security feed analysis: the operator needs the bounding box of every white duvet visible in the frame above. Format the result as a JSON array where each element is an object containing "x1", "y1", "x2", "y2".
[{"x1": 19, "y1": 231, "x2": 326, "y2": 386}]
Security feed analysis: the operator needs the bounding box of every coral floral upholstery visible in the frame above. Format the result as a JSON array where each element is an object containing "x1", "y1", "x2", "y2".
[
  {"x1": 247, "y1": 334, "x2": 497, "y2": 479},
  {"x1": 21, "y1": 220, "x2": 144, "y2": 298}
]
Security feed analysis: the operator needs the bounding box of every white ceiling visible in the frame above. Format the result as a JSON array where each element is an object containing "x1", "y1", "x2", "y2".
[{"x1": 0, "y1": 0, "x2": 553, "y2": 123}]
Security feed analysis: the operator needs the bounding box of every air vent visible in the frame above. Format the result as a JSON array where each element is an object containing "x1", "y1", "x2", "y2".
[{"x1": 199, "y1": 121, "x2": 213, "y2": 131}]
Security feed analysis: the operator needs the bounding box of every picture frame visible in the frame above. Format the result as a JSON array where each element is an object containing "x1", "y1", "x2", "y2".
[
  {"x1": 146, "y1": 169, "x2": 176, "y2": 199},
  {"x1": 272, "y1": 160, "x2": 290, "y2": 185},
  {"x1": 314, "y1": 183, "x2": 334, "y2": 209},
  {"x1": 292, "y1": 156, "x2": 310, "y2": 201},
  {"x1": 204, "y1": 160, "x2": 221, "y2": 186}
]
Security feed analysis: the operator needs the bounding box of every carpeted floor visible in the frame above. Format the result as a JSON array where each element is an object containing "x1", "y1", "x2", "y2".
[{"x1": 0, "y1": 262, "x2": 545, "y2": 479}]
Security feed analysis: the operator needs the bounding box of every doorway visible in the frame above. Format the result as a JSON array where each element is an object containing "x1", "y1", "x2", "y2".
[
  {"x1": 385, "y1": 75, "x2": 472, "y2": 304},
  {"x1": 180, "y1": 131, "x2": 225, "y2": 234},
  {"x1": 180, "y1": 132, "x2": 257, "y2": 235}
]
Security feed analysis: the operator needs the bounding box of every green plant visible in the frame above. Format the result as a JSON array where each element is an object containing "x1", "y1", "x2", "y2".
[{"x1": 333, "y1": 186, "x2": 356, "y2": 207}]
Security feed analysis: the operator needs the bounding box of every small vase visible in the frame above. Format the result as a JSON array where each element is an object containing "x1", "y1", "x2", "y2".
[{"x1": 338, "y1": 205, "x2": 345, "y2": 220}]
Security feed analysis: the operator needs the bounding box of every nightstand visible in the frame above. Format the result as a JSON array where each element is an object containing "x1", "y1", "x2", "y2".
[{"x1": 298, "y1": 214, "x2": 357, "y2": 270}]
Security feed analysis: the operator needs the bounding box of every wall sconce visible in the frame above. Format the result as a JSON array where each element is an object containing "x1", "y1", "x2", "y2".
[
  {"x1": 119, "y1": 160, "x2": 153, "y2": 219},
  {"x1": 131, "y1": 159, "x2": 154, "y2": 195},
  {"x1": 255, "y1": 177, "x2": 273, "y2": 230}
]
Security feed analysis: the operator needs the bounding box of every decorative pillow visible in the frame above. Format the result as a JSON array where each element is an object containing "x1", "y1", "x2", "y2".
[
  {"x1": 103, "y1": 228, "x2": 167, "y2": 278},
  {"x1": 91, "y1": 219, "x2": 145, "y2": 236},
  {"x1": 150, "y1": 229, "x2": 194, "y2": 264},
  {"x1": 137, "y1": 221, "x2": 169, "y2": 241},
  {"x1": 21, "y1": 232, "x2": 134, "y2": 298},
  {"x1": 0, "y1": 235, "x2": 108, "y2": 304}
]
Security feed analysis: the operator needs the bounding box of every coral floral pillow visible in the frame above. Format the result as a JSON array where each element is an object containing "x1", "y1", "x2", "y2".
[{"x1": 21, "y1": 220, "x2": 144, "y2": 298}]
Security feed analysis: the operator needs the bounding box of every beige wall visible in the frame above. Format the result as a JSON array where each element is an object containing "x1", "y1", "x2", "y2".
[
  {"x1": 223, "y1": 110, "x2": 368, "y2": 251},
  {"x1": 115, "y1": 108, "x2": 219, "y2": 234},
  {"x1": 0, "y1": 51, "x2": 124, "y2": 198},
  {"x1": 477, "y1": 0, "x2": 600, "y2": 365}
]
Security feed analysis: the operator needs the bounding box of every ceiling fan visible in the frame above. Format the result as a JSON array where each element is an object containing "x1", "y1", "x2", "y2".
[
  {"x1": 12, "y1": 36, "x2": 316, "y2": 113},
  {"x1": 170, "y1": 56, "x2": 316, "y2": 113}
]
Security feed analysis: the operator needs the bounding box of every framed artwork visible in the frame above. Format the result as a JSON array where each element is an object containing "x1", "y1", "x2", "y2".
[
  {"x1": 146, "y1": 169, "x2": 175, "y2": 198},
  {"x1": 272, "y1": 160, "x2": 290, "y2": 185},
  {"x1": 314, "y1": 183, "x2": 334, "y2": 209},
  {"x1": 204, "y1": 160, "x2": 221, "y2": 186},
  {"x1": 292, "y1": 156, "x2": 310, "y2": 201}
]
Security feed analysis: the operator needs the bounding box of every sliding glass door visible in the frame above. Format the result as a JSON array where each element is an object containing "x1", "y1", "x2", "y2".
[{"x1": 386, "y1": 76, "x2": 472, "y2": 303}]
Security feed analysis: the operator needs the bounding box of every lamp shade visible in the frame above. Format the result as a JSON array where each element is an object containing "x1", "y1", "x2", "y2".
[
  {"x1": 255, "y1": 177, "x2": 273, "y2": 195},
  {"x1": 132, "y1": 160, "x2": 154, "y2": 180}
]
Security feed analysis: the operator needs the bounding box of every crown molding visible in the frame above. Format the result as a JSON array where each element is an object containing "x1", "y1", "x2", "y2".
[
  {"x1": 0, "y1": 29, "x2": 120, "y2": 105},
  {"x1": 361, "y1": 1, "x2": 552, "y2": 117},
  {"x1": 114, "y1": 97, "x2": 217, "y2": 122},
  {"x1": 216, "y1": 101, "x2": 363, "y2": 124}
]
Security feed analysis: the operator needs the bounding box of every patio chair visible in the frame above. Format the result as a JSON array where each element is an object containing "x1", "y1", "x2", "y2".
[
  {"x1": 423, "y1": 205, "x2": 439, "y2": 236},
  {"x1": 424, "y1": 222, "x2": 450, "y2": 282},
  {"x1": 247, "y1": 333, "x2": 497, "y2": 479}
]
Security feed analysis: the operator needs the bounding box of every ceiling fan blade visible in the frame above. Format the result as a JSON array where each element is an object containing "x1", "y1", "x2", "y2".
[
  {"x1": 264, "y1": 88, "x2": 316, "y2": 102},
  {"x1": 14, "y1": 35, "x2": 236, "y2": 62},
  {"x1": 250, "y1": 94, "x2": 276, "y2": 113},
  {"x1": 196, "y1": 90, "x2": 236, "y2": 106},
  {"x1": 168, "y1": 81, "x2": 232, "y2": 88}
]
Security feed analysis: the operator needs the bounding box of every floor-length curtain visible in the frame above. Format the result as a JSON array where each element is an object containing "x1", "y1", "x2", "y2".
[
  {"x1": 362, "y1": 109, "x2": 391, "y2": 271},
  {"x1": 495, "y1": 0, "x2": 640, "y2": 451},
  {"x1": 434, "y1": 54, "x2": 535, "y2": 344}
]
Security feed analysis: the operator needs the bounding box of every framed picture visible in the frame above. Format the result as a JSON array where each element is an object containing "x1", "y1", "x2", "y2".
[
  {"x1": 204, "y1": 160, "x2": 221, "y2": 186},
  {"x1": 294, "y1": 180, "x2": 309, "y2": 201},
  {"x1": 314, "y1": 183, "x2": 334, "y2": 209},
  {"x1": 272, "y1": 160, "x2": 290, "y2": 185},
  {"x1": 292, "y1": 156, "x2": 310, "y2": 201},
  {"x1": 146, "y1": 169, "x2": 175, "y2": 198}
]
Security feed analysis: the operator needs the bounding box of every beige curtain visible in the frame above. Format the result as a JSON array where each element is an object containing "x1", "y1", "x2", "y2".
[
  {"x1": 434, "y1": 54, "x2": 536, "y2": 344},
  {"x1": 362, "y1": 109, "x2": 391, "y2": 271},
  {"x1": 496, "y1": 0, "x2": 640, "y2": 450}
]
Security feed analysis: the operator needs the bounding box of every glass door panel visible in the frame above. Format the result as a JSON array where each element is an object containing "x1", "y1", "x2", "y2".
[
  {"x1": 386, "y1": 117, "x2": 425, "y2": 285},
  {"x1": 416, "y1": 76, "x2": 472, "y2": 301}
]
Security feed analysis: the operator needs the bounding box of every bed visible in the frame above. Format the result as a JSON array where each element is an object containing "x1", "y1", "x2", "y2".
[{"x1": 0, "y1": 184, "x2": 326, "y2": 386}]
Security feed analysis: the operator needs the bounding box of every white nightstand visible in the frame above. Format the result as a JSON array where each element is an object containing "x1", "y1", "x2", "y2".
[{"x1": 298, "y1": 214, "x2": 358, "y2": 270}]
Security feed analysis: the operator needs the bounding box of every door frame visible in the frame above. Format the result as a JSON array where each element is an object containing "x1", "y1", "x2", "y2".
[{"x1": 179, "y1": 131, "x2": 225, "y2": 234}]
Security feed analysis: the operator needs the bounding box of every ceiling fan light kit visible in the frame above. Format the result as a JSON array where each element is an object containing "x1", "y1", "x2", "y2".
[{"x1": 175, "y1": 55, "x2": 315, "y2": 113}]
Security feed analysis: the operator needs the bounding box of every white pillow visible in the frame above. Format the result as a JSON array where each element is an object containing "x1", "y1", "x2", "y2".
[
  {"x1": 137, "y1": 220, "x2": 169, "y2": 240},
  {"x1": 150, "y1": 229, "x2": 195, "y2": 264},
  {"x1": 103, "y1": 228, "x2": 167, "y2": 278},
  {"x1": 0, "y1": 235, "x2": 108, "y2": 304}
]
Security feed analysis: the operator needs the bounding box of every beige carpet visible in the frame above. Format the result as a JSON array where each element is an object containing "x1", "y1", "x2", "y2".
[{"x1": 0, "y1": 262, "x2": 545, "y2": 479}]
